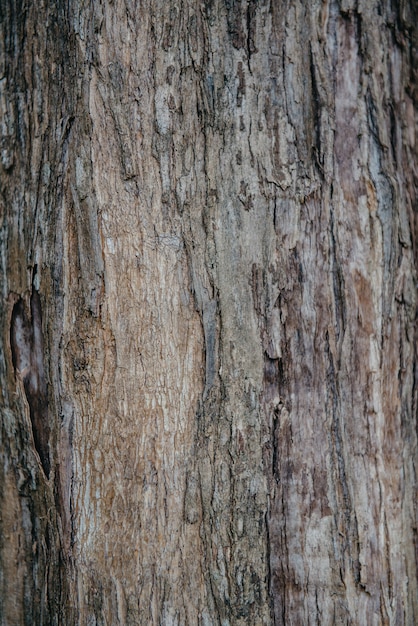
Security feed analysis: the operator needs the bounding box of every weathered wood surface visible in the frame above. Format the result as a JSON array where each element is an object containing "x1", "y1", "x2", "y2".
[{"x1": 0, "y1": 1, "x2": 417, "y2": 624}]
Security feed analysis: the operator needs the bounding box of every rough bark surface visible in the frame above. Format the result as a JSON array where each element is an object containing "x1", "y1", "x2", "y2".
[{"x1": 0, "y1": 1, "x2": 417, "y2": 625}]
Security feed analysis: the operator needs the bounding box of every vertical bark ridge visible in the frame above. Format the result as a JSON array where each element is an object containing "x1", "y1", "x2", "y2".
[
  {"x1": 0, "y1": 0, "x2": 77, "y2": 622},
  {"x1": 264, "y1": 1, "x2": 418, "y2": 623},
  {"x1": 0, "y1": 0, "x2": 416, "y2": 624}
]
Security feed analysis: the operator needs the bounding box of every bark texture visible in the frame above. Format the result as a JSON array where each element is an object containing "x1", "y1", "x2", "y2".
[{"x1": 0, "y1": 1, "x2": 417, "y2": 624}]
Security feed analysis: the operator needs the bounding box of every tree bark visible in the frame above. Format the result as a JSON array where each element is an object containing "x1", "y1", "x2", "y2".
[{"x1": 1, "y1": 1, "x2": 417, "y2": 624}]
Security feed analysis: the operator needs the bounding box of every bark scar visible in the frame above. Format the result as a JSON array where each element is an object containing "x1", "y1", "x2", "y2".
[{"x1": 10, "y1": 289, "x2": 50, "y2": 477}]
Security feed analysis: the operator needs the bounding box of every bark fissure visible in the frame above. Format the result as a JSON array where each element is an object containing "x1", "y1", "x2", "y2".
[{"x1": 10, "y1": 285, "x2": 50, "y2": 478}]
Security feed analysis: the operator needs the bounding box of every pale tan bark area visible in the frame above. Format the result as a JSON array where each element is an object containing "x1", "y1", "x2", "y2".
[
  {"x1": 60, "y1": 7, "x2": 209, "y2": 623},
  {"x1": 65, "y1": 3, "x2": 273, "y2": 622},
  {"x1": 0, "y1": 1, "x2": 417, "y2": 625}
]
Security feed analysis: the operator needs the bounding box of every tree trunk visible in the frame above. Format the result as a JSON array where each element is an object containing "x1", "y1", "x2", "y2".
[{"x1": 1, "y1": 1, "x2": 417, "y2": 624}]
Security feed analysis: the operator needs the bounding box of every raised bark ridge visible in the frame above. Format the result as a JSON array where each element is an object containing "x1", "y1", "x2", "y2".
[{"x1": 0, "y1": 1, "x2": 417, "y2": 624}]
